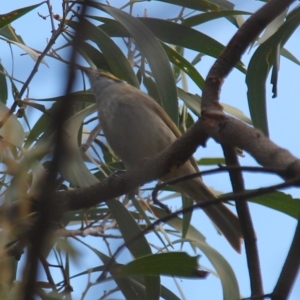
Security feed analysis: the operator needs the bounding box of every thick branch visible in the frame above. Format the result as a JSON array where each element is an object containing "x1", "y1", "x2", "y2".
[
  {"x1": 202, "y1": 0, "x2": 295, "y2": 110},
  {"x1": 201, "y1": 115, "x2": 300, "y2": 179}
]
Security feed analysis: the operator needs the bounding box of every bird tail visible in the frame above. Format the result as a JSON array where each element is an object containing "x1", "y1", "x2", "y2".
[{"x1": 174, "y1": 178, "x2": 243, "y2": 253}]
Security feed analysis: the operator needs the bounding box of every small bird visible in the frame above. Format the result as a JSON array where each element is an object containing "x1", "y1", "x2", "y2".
[{"x1": 86, "y1": 69, "x2": 242, "y2": 252}]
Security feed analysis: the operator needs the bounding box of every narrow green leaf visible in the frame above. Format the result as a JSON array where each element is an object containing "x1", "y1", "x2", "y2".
[
  {"x1": 76, "y1": 41, "x2": 111, "y2": 70},
  {"x1": 249, "y1": 191, "x2": 300, "y2": 219},
  {"x1": 150, "y1": 206, "x2": 239, "y2": 300},
  {"x1": 281, "y1": 47, "x2": 300, "y2": 65},
  {"x1": 89, "y1": 3, "x2": 179, "y2": 125},
  {"x1": 31, "y1": 92, "x2": 95, "y2": 102},
  {"x1": 0, "y1": 2, "x2": 44, "y2": 29},
  {"x1": 67, "y1": 19, "x2": 139, "y2": 88},
  {"x1": 60, "y1": 104, "x2": 99, "y2": 187},
  {"x1": 24, "y1": 93, "x2": 94, "y2": 149},
  {"x1": 178, "y1": 88, "x2": 251, "y2": 123},
  {"x1": 182, "y1": 195, "x2": 193, "y2": 239},
  {"x1": 183, "y1": 10, "x2": 251, "y2": 27},
  {"x1": 6, "y1": 39, "x2": 48, "y2": 65},
  {"x1": 98, "y1": 17, "x2": 246, "y2": 73},
  {"x1": 0, "y1": 63, "x2": 8, "y2": 104},
  {"x1": 192, "y1": 239, "x2": 239, "y2": 300},
  {"x1": 72, "y1": 239, "x2": 145, "y2": 299},
  {"x1": 107, "y1": 199, "x2": 160, "y2": 300},
  {"x1": 154, "y1": 0, "x2": 219, "y2": 11},
  {"x1": 117, "y1": 252, "x2": 203, "y2": 278},
  {"x1": 161, "y1": 43, "x2": 205, "y2": 90},
  {"x1": 246, "y1": 6, "x2": 300, "y2": 136},
  {"x1": 197, "y1": 157, "x2": 226, "y2": 165}
]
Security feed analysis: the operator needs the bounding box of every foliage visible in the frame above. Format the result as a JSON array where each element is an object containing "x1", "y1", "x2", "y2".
[{"x1": 0, "y1": 1, "x2": 299, "y2": 299}]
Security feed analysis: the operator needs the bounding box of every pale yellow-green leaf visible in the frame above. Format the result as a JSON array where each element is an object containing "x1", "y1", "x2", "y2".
[
  {"x1": 6, "y1": 39, "x2": 48, "y2": 66},
  {"x1": 0, "y1": 102, "x2": 25, "y2": 147}
]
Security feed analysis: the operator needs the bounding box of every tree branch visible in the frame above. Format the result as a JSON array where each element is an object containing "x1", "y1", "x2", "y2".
[{"x1": 222, "y1": 146, "x2": 263, "y2": 297}]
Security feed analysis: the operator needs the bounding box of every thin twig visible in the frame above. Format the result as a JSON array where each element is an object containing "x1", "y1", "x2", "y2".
[{"x1": 97, "y1": 176, "x2": 300, "y2": 283}]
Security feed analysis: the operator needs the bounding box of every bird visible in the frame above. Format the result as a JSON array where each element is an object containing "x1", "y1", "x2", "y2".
[{"x1": 85, "y1": 69, "x2": 242, "y2": 252}]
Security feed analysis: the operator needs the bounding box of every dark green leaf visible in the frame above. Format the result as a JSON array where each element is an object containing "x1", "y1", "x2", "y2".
[
  {"x1": 107, "y1": 199, "x2": 160, "y2": 300},
  {"x1": 246, "y1": 6, "x2": 300, "y2": 136},
  {"x1": 77, "y1": 41, "x2": 111, "y2": 70},
  {"x1": 117, "y1": 252, "x2": 204, "y2": 278},
  {"x1": 249, "y1": 191, "x2": 300, "y2": 219},
  {"x1": 182, "y1": 195, "x2": 193, "y2": 239},
  {"x1": 150, "y1": 206, "x2": 240, "y2": 299},
  {"x1": 154, "y1": 0, "x2": 219, "y2": 11},
  {"x1": 72, "y1": 239, "x2": 145, "y2": 299},
  {"x1": 67, "y1": 19, "x2": 139, "y2": 88},
  {"x1": 161, "y1": 43, "x2": 205, "y2": 90},
  {"x1": 24, "y1": 93, "x2": 94, "y2": 149},
  {"x1": 98, "y1": 17, "x2": 246, "y2": 73},
  {"x1": 89, "y1": 3, "x2": 179, "y2": 125},
  {"x1": 0, "y1": 2, "x2": 44, "y2": 29},
  {"x1": 197, "y1": 157, "x2": 226, "y2": 165},
  {"x1": 0, "y1": 63, "x2": 8, "y2": 104}
]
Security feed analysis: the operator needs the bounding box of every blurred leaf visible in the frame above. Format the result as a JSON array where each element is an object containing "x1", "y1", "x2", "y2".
[
  {"x1": 183, "y1": 10, "x2": 251, "y2": 27},
  {"x1": 256, "y1": 9, "x2": 287, "y2": 45},
  {"x1": 151, "y1": 206, "x2": 239, "y2": 300},
  {"x1": 221, "y1": 103, "x2": 252, "y2": 124},
  {"x1": 24, "y1": 93, "x2": 94, "y2": 149},
  {"x1": 182, "y1": 195, "x2": 193, "y2": 239},
  {"x1": 60, "y1": 104, "x2": 99, "y2": 187},
  {"x1": 0, "y1": 2, "x2": 44, "y2": 29},
  {"x1": 208, "y1": 0, "x2": 234, "y2": 10},
  {"x1": 161, "y1": 43, "x2": 205, "y2": 90},
  {"x1": 6, "y1": 39, "x2": 48, "y2": 66},
  {"x1": 31, "y1": 92, "x2": 95, "y2": 102},
  {"x1": 0, "y1": 63, "x2": 8, "y2": 104},
  {"x1": 88, "y1": 3, "x2": 179, "y2": 125},
  {"x1": 249, "y1": 191, "x2": 300, "y2": 219},
  {"x1": 0, "y1": 102, "x2": 25, "y2": 147},
  {"x1": 76, "y1": 41, "x2": 111, "y2": 70},
  {"x1": 246, "y1": 6, "x2": 300, "y2": 136},
  {"x1": 178, "y1": 88, "x2": 251, "y2": 123},
  {"x1": 29, "y1": 160, "x2": 46, "y2": 196},
  {"x1": 192, "y1": 238, "x2": 239, "y2": 300},
  {"x1": 99, "y1": 17, "x2": 246, "y2": 73},
  {"x1": 154, "y1": 0, "x2": 219, "y2": 11},
  {"x1": 117, "y1": 252, "x2": 204, "y2": 278},
  {"x1": 67, "y1": 19, "x2": 139, "y2": 88},
  {"x1": 197, "y1": 157, "x2": 226, "y2": 165},
  {"x1": 143, "y1": 74, "x2": 160, "y2": 104},
  {"x1": 151, "y1": 205, "x2": 207, "y2": 242},
  {"x1": 107, "y1": 198, "x2": 160, "y2": 300},
  {"x1": 73, "y1": 239, "x2": 147, "y2": 299}
]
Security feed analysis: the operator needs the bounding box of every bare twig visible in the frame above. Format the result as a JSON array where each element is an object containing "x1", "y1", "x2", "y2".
[
  {"x1": 97, "y1": 176, "x2": 300, "y2": 283},
  {"x1": 20, "y1": 1, "x2": 89, "y2": 299}
]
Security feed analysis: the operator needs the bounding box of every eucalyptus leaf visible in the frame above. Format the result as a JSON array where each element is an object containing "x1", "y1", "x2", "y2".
[{"x1": 0, "y1": 102, "x2": 25, "y2": 147}]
